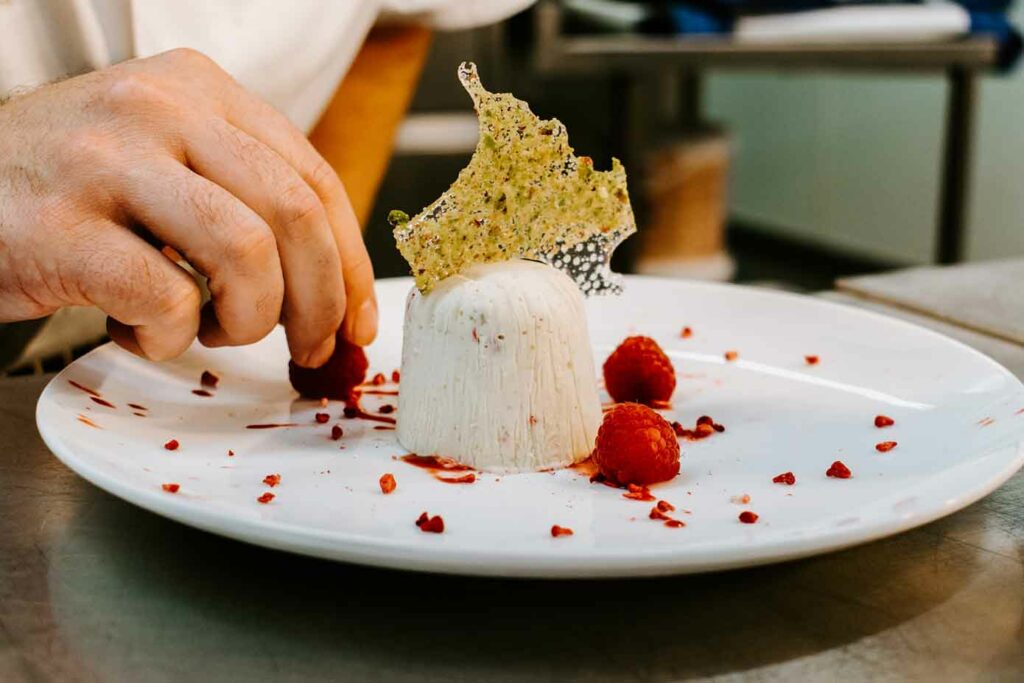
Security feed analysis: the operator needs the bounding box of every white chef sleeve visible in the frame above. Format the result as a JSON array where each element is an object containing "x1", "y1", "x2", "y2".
[{"x1": 380, "y1": 0, "x2": 536, "y2": 30}]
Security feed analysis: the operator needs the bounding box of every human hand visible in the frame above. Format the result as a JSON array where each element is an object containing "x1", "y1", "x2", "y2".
[{"x1": 0, "y1": 48, "x2": 376, "y2": 367}]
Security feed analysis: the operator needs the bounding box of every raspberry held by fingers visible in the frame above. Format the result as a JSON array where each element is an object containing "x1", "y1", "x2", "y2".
[{"x1": 288, "y1": 337, "x2": 368, "y2": 401}]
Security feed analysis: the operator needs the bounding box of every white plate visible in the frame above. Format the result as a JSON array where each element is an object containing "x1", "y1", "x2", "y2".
[{"x1": 36, "y1": 277, "x2": 1024, "y2": 578}]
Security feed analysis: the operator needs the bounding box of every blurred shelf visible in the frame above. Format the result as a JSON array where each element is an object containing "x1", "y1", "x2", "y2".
[
  {"x1": 528, "y1": 1, "x2": 998, "y2": 264},
  {"x1": 533, "y1": 2, "x2": 1000, "y2": 74}
]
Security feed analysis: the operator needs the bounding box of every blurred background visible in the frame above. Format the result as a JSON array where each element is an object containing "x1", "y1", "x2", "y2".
[
  {"x1": 3, "y1": 0, "x2": 1021, "y2": 374},
  {"x1": 366, "y1": 0, "x2": 1022, "y2": 291}
]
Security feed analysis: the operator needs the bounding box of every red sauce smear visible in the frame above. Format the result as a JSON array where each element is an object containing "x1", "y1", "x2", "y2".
[
  {"x1": 373, "y1": 425, "x2": 395, "y2": 431},
  {"x1": 192, "y1": 389, "x2": 213, "y2": 397},
  {"x1": 77, "y1": 414, "x2": 102, "y2": 429},
  {"x1": 246, "y1": 423, "x2": 299, "y2": 429},
  {"x1": 569, "y1": 458, "x2": 600, "y2": 478},
  {"x1": 133, "y1": 412, "x2": 147, "y2": 417},
  {"x1": 400, "y1": 454, "x2": 477, "y2": 484},
  {"x1": 343, "y1": 402, "x2": 397, "y2": 425},
  {"x1": 360, "y1": 389, "x2": 399, "y2": 396},
  {"x1": 437, "y1": 473, "x2": 476, "y2": 484},
  {"x1": 400, "y1": 454, "x2": 473, "y2": 472},
  {"x1": 90, "y1": 396, "x2": 116, "y2": 409},
  {"x1": 128, "y1": 403, "x2": 148, "y2": 411},
  {"x1": 68, "y1": 380, "x2": 101, "y2": 397}
]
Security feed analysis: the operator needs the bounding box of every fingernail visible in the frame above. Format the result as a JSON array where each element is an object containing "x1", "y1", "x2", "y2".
[
  {"x1": 349, "y1": 299, "x2": 378, "y2": 346},
  {"x1": 305, "y1": 334, "x2": 335, "y2": 368}
]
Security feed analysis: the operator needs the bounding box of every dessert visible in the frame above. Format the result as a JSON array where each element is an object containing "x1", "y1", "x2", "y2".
[
  {"x1": 391, "y1": 62, "x2": 636, "y2": 473},
  {"x1": 397, "y1": 259, "x2": 602, "y2": 471}
]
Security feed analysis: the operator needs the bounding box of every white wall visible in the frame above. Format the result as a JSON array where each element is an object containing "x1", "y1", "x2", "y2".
[{"x1": 705, "y1": 7, "x2": 1024, "y2": 263}]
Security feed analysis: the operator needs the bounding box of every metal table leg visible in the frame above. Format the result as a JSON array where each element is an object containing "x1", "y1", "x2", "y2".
[{"x1": 936, "y1": 67, "x2": 978, "y2": 264}]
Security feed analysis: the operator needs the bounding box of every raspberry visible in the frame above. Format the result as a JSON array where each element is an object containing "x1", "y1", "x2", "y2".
[
  {"x1": 602, "y1": 336, "x2": 676, "y2": 406},
  {"x1": 288, "y1": 337, "x2": 368, "y2": 401},
  {"x1": 593, "y1": 403, "x2": 680, "y2": 486}
]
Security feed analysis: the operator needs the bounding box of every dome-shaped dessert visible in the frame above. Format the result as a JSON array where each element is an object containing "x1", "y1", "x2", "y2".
[{"x1": 396, "y1": 259, "x2": 601, "y2": 472}]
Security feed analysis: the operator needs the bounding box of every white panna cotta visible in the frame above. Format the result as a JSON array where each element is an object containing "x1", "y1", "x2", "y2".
[{"x1": 397, "y1": 259, "x2": 601, "y2": 472}]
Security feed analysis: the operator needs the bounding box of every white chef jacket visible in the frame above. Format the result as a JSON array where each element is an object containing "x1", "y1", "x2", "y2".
[{"x1": 0, "y1": 0, "x2": 533, "y2": 132}]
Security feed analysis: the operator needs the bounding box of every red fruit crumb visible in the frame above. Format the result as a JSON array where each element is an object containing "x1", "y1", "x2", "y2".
[
  {"x1": 228, "y1": 450, "x2": 235, "y2": 457},
  {"x1": 161, "y1": 483, "x2": 180, "y2": 493},
  {"x1": 379, "y1": 473, "x2": 396, "y2": 494},
  {"x1": 391, "y1": 370, "x2": 401, "y2": 383},
  {"x1": 772, "y1": 472, "x2": 796, "y2": 485},
  {"x1": 263, "y1": 474, "x2": 281, "y2": 487},
  {"x1": 602, "y1": 336, "x2": 676, "y2": 406},
  {"x1": 739, "y1": 511, "x2": 759, "y2": 524},
  {"x1": 416, "y1": 513, "x2": 444, "y2": 533},
  {"x1": 551, "y1": 525, "x2": 574, "y2": 538},
  {"x1": 372, "y1": 372, "x2": 386, "y2": 386},
  {"x1": 331, "y1": 425, "x2": 344, "y2": 440},
  {"x1": 671, "y1": 421, "x2": 685, "y2": 437},
  {"x1": 665, "y1": 519, "x2": 686, "y2": 528},
  {"x1": 343, "y1": 405, "x2": 358, "y2": 418},
  {"x1": 697, "y1": 415, "x2": 713, "y2": 426},
  {"x1": 681, "y1": 327, "x2": 693, "y2": 339},
  {"x1": 163, "y1": 439, "x2": 179, "y2": 451},
  {"x1": 257, "y1": 492, "x2": 275, "y2": 504},
  {"x1": 649, "y1": 507, "x2": 671, "y2": 521},
  {"x1": 724, "y1": 350, "x2": 739, "y2": 361},
  {"x1": 288, "y1": 337, "x2": 368, "y2": 401},
  {"x1": 804, "y1": 355, "x2": 819, "y2": 365},
  {"x1": 623, "y1": 483, "x2": 655, "y2": 501},
  {"x1": 656, "y1": 500, "x2": 675, "y2": 512},
  {"x1": 876, "y1": 441, "x2": 898, "y2": 453},
  {"x1": 200, "y1": 370, "x2": 220, "y2": 388},
  {"x1": 875, "y1": 415, "x2": 895, "y2": 428},
  {"x1": 471, "y1": 327, "x2": 480, "y2": 343},
  {"x1": 594, "y1": 403, "x2": 680, "y2": 486},
  {"x1": 826, "y1": 460, "x2": 852, "y2": 478},
  {"x1": 379, "y1": 404, "x2": 396, "y2": 414}
]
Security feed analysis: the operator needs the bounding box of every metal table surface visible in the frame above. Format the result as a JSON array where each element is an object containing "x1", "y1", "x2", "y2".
[{"x1": 2, "y1": 292, "x2": 1022, "y2": 682}]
